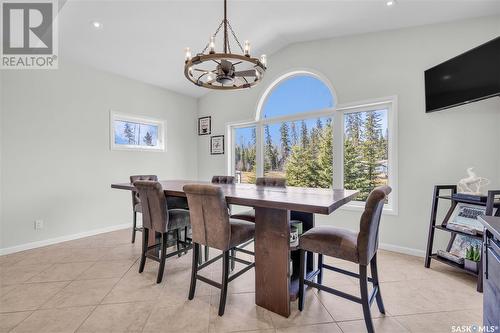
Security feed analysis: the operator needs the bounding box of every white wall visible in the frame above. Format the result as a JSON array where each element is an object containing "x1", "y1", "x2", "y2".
[
  {"x1": 197, "y1": 16, "x2": 500, "y2": 255},
  {"x1": 1, "y1": 62, "x2": 198, "y2": 251}
]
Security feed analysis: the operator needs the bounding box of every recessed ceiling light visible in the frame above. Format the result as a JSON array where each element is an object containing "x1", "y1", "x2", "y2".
[
  {"x1": 91, "y1": 21, "x2": 103, "y2": 30},
  {"x1": 386, "y1": 0, "x2": 396, "y2": 6}
]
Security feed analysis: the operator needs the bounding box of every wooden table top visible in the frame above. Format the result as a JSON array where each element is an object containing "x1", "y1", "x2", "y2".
[
  {"x1": 111, "y1": 180, "x2": 358, "y2": 215},
  {"x1": 479, "y1": 216, "x2": 500, "y2": 240}
]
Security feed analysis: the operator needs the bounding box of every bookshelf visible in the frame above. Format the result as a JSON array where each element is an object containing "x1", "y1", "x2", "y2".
[{"x1": 424, "y1": 185, "x2": 500, "y2": 292}]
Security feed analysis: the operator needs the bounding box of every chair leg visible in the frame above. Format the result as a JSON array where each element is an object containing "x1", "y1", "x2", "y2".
[
  {"x1": 176, "y1": 229, "x2": 182, "y2": 257},
  {"x1": 132, "y1": 211, "x2": 137, "y2": 243},
  {"x1": 230, "y1": 248, "x2": 235, "y2": 271},
  {"x1": 184, "y1": 227, "x2": 189, "y2": 254},
  {"x1": 139, "y1": 228, "x2": 148, "y2": 273},
  {"x1": 317, "y1": 253, "x2": 323, "y2": 285},
  {"x1": 359, "y1": 265, "x2": 375, "y2": 333},
  {"x1": 157, "y1": 233, "x2": 167, "y2": 284},
  {"x1": 189, "y1": 243, "x2": 200, "y2": 300},
  {"x1": 298, "y1": 249, "x2": 306, "y2": 311},
  {"x1": 205, "y1": 246, "x2": 210, "y2": 262},
  {"x1": 370, "y1": 253, "x2": 386, "y2": 314},
  {"x1": 218, "y1": 250, "x2": 230, "y2": 316}
]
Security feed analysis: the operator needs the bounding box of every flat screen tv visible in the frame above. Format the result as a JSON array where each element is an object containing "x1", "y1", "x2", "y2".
[{"x1": 425, "y1": 37, "x2": 500, "y2": 113}]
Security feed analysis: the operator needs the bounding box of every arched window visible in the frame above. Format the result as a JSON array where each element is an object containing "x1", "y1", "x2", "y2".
[
  {"x1": 229, "y1": 70, "x2": 396, "y2": 211},
  {"x1": 260, "y1": 75, "x2": 334, "y2": 119}
]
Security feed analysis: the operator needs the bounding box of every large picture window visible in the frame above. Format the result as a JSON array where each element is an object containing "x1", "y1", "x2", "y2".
[{"x1": 227, "y1": 71, "x2": 397, "y2": 212}]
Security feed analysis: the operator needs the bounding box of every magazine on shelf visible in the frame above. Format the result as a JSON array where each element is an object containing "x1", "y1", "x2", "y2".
[
  {"x1": 446, "y1": 203, "x2": 496, "y2": 234},
  {"x1": 449, "y1": 234, "x2": 482, "y2": 259}
]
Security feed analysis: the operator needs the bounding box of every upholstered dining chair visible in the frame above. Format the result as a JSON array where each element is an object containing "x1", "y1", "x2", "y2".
[
  {"x1": 211, "y1": 175, "x2": 235, "y2": 184},
  {"x1": 183, "y1": 184, "x2": 255, "y2": 316},
  {"x1": 130, "y1": 175, "x2": 158, "y2": 243},
  {"x1": 196, "y1": 175, "x2": 237, "y2": 263},
  {"x1": 298, "y1": 186, "x2": 392, "y2": 333},
  {"x1": 133, "y1": 180, "x2": 192, "y2": 283}
]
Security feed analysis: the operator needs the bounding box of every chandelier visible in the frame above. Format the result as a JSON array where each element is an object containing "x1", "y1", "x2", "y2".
[{"x1": 184, "y1": 0, "x2": 267, "y2": 90}]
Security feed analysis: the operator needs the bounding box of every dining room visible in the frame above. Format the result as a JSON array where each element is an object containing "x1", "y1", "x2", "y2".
[{"x1": 1, "y1": 1, "x2": 500, "y2": 332}]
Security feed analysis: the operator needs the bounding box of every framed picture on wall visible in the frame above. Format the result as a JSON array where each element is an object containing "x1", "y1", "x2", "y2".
[
  {"x1": 110, "y1": 110, "x2": 166, "y2": 151},
  {"x1": 198, "y1": 116, "x2": 211, "y2": 135},
  {"x1": 210, "y1": 135, "x2": 224, "y2": 155}
]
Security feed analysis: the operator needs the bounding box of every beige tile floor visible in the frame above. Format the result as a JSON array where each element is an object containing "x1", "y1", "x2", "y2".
[{"x1": 0, "y1": 229, "x2": 483, "y2": 333}]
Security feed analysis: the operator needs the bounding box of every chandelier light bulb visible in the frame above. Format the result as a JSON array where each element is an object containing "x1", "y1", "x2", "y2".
[
  {"x1": 209, "y1": 36, "x2": 216, "y2": 54},
  {"x1": 244, "y1": 40, "x2": 251, "y2": 56},
  {"x1": 260, "y1": 54, "x2": 267, "y2": 67},
  {"x1": 185, "y1": 47, "x2": 192, "y2": 62}
]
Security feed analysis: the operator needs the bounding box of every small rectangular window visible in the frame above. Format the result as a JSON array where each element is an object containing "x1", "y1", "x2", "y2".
[{"x1": 110, "y1": 111, "x2": 165, "y2": 151}]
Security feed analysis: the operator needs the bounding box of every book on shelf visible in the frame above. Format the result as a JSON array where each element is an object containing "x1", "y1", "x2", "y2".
[
  {"x1": 445, "y1": 223, "x2": 477, "y2": 235},
  {"x1": 437, "y1": 250, "x2": 464, "y2": 265},
  {"x1": 452, "y1": 193, "x2": 488, "y2": 203}
]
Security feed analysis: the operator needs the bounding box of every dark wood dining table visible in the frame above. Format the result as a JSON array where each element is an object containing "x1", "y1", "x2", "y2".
[{"x1": 111, "y1": 180, "x2": 358, "y2": 317}]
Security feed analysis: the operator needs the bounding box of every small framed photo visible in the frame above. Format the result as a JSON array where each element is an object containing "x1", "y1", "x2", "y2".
[
  {"x1": 210, "y1": 135, "x2": 224, "y2": 155},
  {"x1": 110, "y1": 111, "x2": 165, "y2": 152},
  {"x1": 198, "y1": 116, "x2": 211, "y2": 135}
]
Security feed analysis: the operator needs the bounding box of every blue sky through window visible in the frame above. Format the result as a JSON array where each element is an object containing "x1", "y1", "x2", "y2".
[{"x1": 262, "y1": 75, "x2": 334, "y2": 119}]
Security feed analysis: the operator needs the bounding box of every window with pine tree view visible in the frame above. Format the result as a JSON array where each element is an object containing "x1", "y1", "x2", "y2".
[
  {"x1": 344, "y1": 110, "x2": 388, "y2": 201},
  {"x1": 234, "y1": 126, "x2": 256, "y2": 183},
  {"x1": 231, "y1": 73, "x2": 393, "y2": 204},
  {"x1": 262, "y1": 75, "x2": 334, "y2": 188}
]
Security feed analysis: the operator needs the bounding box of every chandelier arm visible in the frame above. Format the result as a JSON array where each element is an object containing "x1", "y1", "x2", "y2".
[
  {"x1": 227, "y1": 21, "x2": 245, "y2": 54},
  {"x1": 201, "y1": 20, "x2": 225, "y2": 54}
]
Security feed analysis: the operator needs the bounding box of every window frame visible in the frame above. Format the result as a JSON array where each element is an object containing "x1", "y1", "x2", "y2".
[
  {"x1": 334, "y1": 96, "x2": 398, "y2": 215},
  {"x1": 226, "y1": 71, "x2": 398, "y2": 215}
]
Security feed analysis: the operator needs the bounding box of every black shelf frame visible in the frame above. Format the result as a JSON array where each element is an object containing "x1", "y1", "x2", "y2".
[{"x1": 424, "y1": 185, "x2": 500, "y2": 292}]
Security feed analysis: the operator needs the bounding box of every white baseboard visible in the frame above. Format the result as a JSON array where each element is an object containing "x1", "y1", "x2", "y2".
[
  {"x1": 379, "y1": 242, "x2": 425, "y2": 257},
  {"x1": 0, "y1": 223, "x2": 131, "y2": 256},
  {"x1": 1, "y1": 224, "x2": 426, "y2": 258}
]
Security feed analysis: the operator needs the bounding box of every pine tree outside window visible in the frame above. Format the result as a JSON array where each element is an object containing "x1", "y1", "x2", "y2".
[{"x1": 226, "y1": 71, "x2": 397, "y2": 213}]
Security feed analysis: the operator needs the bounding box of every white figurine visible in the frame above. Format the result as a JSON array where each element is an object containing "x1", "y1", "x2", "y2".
[{"x1": 457, "y1": 167, "x2": 490, "y2": 195}]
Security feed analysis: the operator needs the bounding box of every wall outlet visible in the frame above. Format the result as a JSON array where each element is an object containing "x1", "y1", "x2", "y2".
[{"x1": 34, "y1": 220, "x2": 44, "y2": 230}]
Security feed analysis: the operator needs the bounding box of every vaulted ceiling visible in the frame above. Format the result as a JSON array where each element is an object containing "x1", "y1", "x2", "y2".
[{"x1": 59, "y1": 0, "x2": 500, "y2": 97}]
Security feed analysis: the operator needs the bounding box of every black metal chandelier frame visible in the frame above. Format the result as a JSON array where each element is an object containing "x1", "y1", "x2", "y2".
[{"x1": 184, "y1": 0, "x2": 267, "y2": 90}]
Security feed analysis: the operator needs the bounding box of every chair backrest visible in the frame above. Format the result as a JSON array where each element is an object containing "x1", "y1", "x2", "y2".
[
  {"x1": 256, "y1": 177, "x2": 286, "y2": 187},
  {"x1": 357, "y1": 185, "x2": 392, "y2": 265},
  {"x1": 183, "y1": 184, "x2": 231, "y2": 251},
  {"x1": 130, "y1": 175, "x2": 158, "y2": 207},
  {"x1": 133, "y1": 180, "x2": 168, "y2": 233},
  {"x1": 211, "y1": 175, "x2": 235, "y2": 184}
]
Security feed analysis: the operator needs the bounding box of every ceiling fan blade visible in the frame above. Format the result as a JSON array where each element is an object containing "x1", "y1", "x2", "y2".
[
  {"x1": 235, "y1": 70, "x2": 257, "y2": 77},
  {"x1": 193, "y1": 68, "x2": 213, "y2": 72}
]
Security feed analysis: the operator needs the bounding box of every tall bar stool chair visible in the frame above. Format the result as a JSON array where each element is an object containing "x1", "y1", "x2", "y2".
[
  {"x1": 298, "y1": 186, "x2": 392, "y2": 333},
  {"x1": 134, "y1": 180, "x2": 192, "y2": 283},
  {"x1": 130, "y1": 175, "x2": 158, "y2": 243},
  {"x1": 211, "y1": 175, "x2": 235, "y2": 184},
  {"x1": 183, "y1": 184, "x2": 255, "y2": 316},
  {"x1": 204, "y1": 176, "x2": 237, "y2": 263}
]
